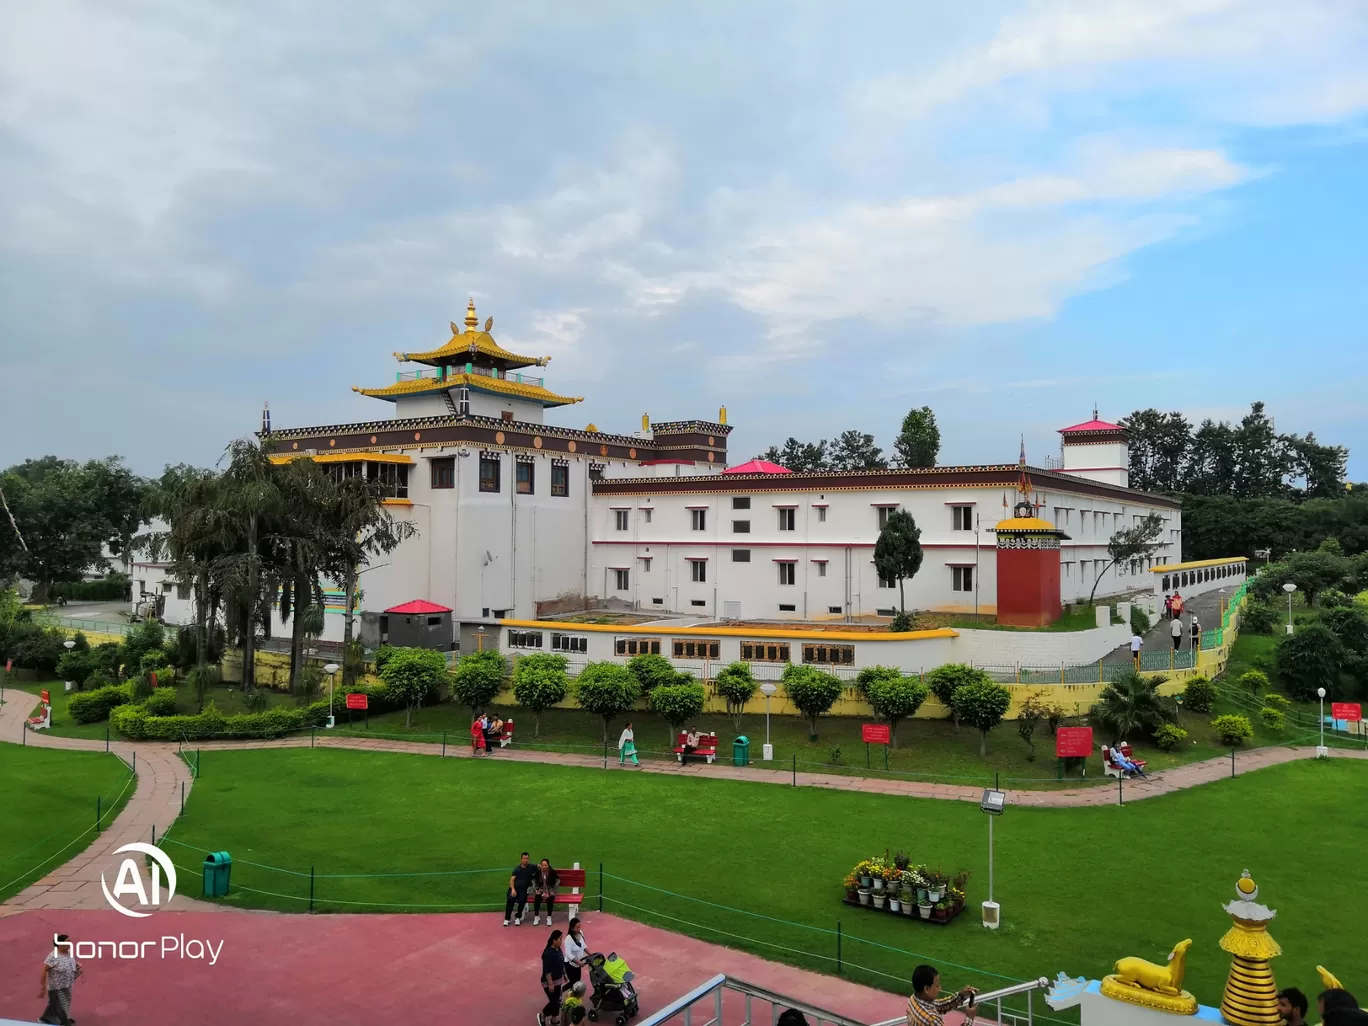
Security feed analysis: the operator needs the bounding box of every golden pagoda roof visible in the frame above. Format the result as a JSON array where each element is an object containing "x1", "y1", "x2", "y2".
[
  {"x1": 353, "y1": 372, "x2": 582, "y2": 408},
  {"x1": 396, "y1": 299, "x2": 549, "y2": 369},
  {"x1": 993, "y1": 516, "x2": 1066, "y2": 533}
]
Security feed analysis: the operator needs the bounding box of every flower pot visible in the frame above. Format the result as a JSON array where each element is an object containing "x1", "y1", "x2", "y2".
[
  {"x1": 889, "y1": 898, "x2": 901, "y2": 912},
  {"x1": 928, "y1": 887, "x2": 943, "y2": 903},
  {"x1": 857, "y1": 889, "x2": 871, "y2": 906},
  {"x1": 860, "y1": 876, "x2": 872, "y2": 889},
  {"x1": 872, "y1": 894, "x2": 886, "y2": 909},
  {"x1": 916, "y1": 888, "x2": 928, "y2": 904},
  {"x1": 932, "y1": 906, "x2": 948, "y2": 922},
  {"x1": 845, "y1": 889, "x2": 858, "y2": 903},
  {"x1": 872, "y1": 878, "x2": 884, "y2": 892},
  {"x1": 901, "y1": 900, "x2": 915, "y2": 916},
  {"x1": 918, "y1": 903, "x2": 932, "y2": 920}
]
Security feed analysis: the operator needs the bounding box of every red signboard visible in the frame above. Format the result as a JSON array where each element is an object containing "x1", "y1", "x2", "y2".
[
  {"x1": 345, "y1": 693, "x2": 369, "y2": 711},
  {"x1": 4, "y1": 659, "x2": 11, "y2": 673},
  {"x1": 1056, "y1": 726, "x2": 1094, "y2": 759},
  {"x1": 148, "y1": 672, "x2": 158, "y2": 689},
  {"x1": 1332, "y1": 702, "x2": 1362, "y2": 722},
  {"x1": 861, "y1": 723, "x2": 891, "y2": 745}
]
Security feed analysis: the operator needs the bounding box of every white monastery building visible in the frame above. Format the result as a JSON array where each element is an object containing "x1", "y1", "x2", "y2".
[{"x1": 135, "y1": 302, "x2": 1187, "y2": 647}]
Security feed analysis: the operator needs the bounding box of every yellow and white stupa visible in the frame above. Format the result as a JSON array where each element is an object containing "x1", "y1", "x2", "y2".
[{"x1": 1218, "y1": 871, "x2": 1281, "y2": 1026}]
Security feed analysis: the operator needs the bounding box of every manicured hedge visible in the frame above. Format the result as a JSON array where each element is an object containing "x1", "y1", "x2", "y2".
[
  {"x1": 68, "y1": 683, "x2": 134, "y2": 723},
  {"x1": 112, "y1": 700, "x2": 333, "y2": 741},
  {"x1": 143, "y1": 687, "x2": 179, "y2": 716}
]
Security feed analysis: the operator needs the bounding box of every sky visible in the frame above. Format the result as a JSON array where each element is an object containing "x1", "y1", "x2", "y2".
[{"x1": 2, "y1": 0, "x2": 1366, "y2": 479}]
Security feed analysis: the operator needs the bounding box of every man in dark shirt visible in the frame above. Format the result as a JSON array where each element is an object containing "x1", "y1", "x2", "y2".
[{"x1": 505, "y1": 851, "x2": 536, "y2": 926}]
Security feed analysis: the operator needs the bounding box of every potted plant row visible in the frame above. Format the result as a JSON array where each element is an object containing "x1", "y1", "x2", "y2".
[{"x1": 842, "y1": 851, "x2": 969, "y2": 925}]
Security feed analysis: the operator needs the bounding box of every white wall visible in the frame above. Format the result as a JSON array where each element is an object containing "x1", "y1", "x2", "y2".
[{"x1": 1149, "y1": 560, "x2": 1247, "y2": 603}]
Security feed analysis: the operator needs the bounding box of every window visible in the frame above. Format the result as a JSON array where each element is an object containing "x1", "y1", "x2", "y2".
[
  {"x1": 613, "y1": 569, "x2": 630, "y2": 591},
  {"x1": 691, "y1": 600, "x2": 706, "y2": 607},
  {"x1": 952, "y1": 566, "x2": 973, "y2": 592},
  {"x1": 589, "y1": 464, "x2": 605, "y2": 481},
  {"x1": 368, "y1": 461, "x2": 410, "y2": 498},
  {"x1": 614, "y1": 510, "x2": 630, "y2": 531},
  {"x1": 551, "y1": 463, "x2": 569, "y2": 497},
  {"x1": 641, "y1": 558, "x2": 651, "y2": 574},
  {"x1": 426, "y1": 616, "x2": 442, "y2": 627},
  {"x1": 952, "y1": 505, "x2": 973, "y2": 531},
  {"x1": 501, "y1": 410, "x2": 514, "y2": 422},
  {"x1": 828, "y1": 605, "x2": 843, "y2": 614},
  {"x1": 615, "y1": 638, "x2": 662, "y2": 656},
  {"x1": 778, "y1": 603, "x2": 796, "y2": 611},
  {"x1": 641, "y1": 508, "x2": 652, "y2": 523},
  {"x1": 815, "y1": 562, "x2": 827, "y2": 577},
  {"x1": 479, "y1": 454, "x2": 501, "y2": 492},
  {"x1": 651, "y1": 597, "x2": 664, "y2": 605},
  {"x1": 690, "y1": 560, "x2": 707, "y2": 583},
  {"x1": 803, "y1": 643, "x2": 855, "y2": 665},
  {"x1": 732, "y1": 550, "x2": 751, "y2": 562},
  {"x1": 551, "y1": 633, "x2": 587, "y2": 654},
  {"x1": 732, "y1": 497, "x2": 751, "y2": 509},
  {"x1": 672, "y1": 639, "x2": 721, "y2": 660},
  {"x1": 778, "y1": 508, "x2": 796, "y2": 531},
  {"x1": 176, "y1": 582, "x2": 191, "y2": 600},
  {"x1": 516, "y1": 460, "x2": 535, "y2": 495},
  {"x1": 1162, "y1": 574, "x2": 1171, "y2": 591},
  {"x1": 817, "y1": 506, "x2": 827, "y2": 522},
  {"x1": 741, "y1": 641, "x2": 791, "y2": 662},
  {"x1": 691, "y1": 509, "x2": 707, "y2": 531},
  {"x1": 509, "y1": 630, "x2": 543, "y2": 649},
  {"x1": 431, "y1": 457, "x2": 455, "y2": 489},
  {"x1": 876, "y1": 607, "x2": 897, "y2": 617},
  {"x1": 778, "y1": 562, "x2": 796, "y2": 585},
  {"x1": 877, "y1": 506, "x2": 898, "y2": 529},
  {"x1": 878, "y1": 573, "x2": 895, "y2": 589},
  {"x1": 732, "y1": 520, "x2": 751, "y2": 533}
]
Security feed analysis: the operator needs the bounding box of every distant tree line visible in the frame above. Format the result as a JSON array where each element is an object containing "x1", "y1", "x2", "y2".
[{"x1": 758, "y1": 407, "x2": 941, "y2": 471}]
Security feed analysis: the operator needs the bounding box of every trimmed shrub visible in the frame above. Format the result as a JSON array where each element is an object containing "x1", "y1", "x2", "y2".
[
  {"x1": 1182, "y1": 677, "x2": 1216, "y2": 713},
  {"x1": 574, "y1": 662, "x2": 642, "y2": 743},
  {"x1": 111, "y1": 700, "x2": 330, "y2": 741},
  {"x1": 925, "y1": 663, "x2": 992, "y2": 723},
  {"x1": 1274, "y1": 624, "x2": 1346, "y2": 701},
  {"x1": 1153, "y1": 723, "x2": 1189, "y2": 751},
  {"x1": 68, "y1": 683, "x2": 133, "y2": 723},
  {"x1": 143, "y1": 688, "x2": 179, "y2": 716},
  {"x1": 951, "y1": 678, "x2": 1013, "y2": 756},
  {"x1": 379, "y1": 648, "x2": 448, "y2": 727},
  {"x1": 1320, "y1": 589, "x2": 1352, "y2": 608},
  {"x1": 648, "y1": 681, "x2": 708, "y2": 743},
  {"x1": 1211, "y1": 713, "x2": 1254, "y2": 746},
  {"x1": 867, "y1": 673, "x2": 929, "y2": 748},
  {"x1": 713, "y1": 662, "x2": 757, "y2": 727},
  {"x1": 1129, "y1": 605, "x2": 1151, "y2": 636},
  {"x1": 854, "y1": 665, "x2": 902, "y2": 704},
  {"x1": 1241, "y1": 601, "x2": 1278, "y2": 635},
  {"x1": 511, "y1": 653, "x2": 570, "y2": 737},
  {"x1": 1263, "y1": 692, "x2": 1291, "y2": 710},
  {"x1": 781, "y1": 664, "x2": 844, "y2": 738},
  {"x1": 627, "y1": 652, "x2": 689, "y2": 694},
  {"x1": 450, "y1": 649, "x2": 507, "y2": 712},
  {"x1": 56, "y1": 649, "x2": 101, "y2": 688},
  {"x1": 1238, "y1": 670, "x2": 1269, "y2": 696},
  {"x1": 374, "y1": 644, "x2": 398, "y2": 673},
  {"x1": 1259, "y1": 707, "x2": 1286, "y2": 731}
]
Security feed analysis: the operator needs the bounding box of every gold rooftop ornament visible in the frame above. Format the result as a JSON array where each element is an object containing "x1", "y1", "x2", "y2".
[
  {"x1": 1098, "y1": 938, "x2": 1199, "y2": 1015},
  {"x1": 1219, "y1": 871, "x2": 1281, "y2": 1026}
]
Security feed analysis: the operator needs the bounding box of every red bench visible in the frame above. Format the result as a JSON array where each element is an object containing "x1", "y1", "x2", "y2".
[
  {"x1": 27, "y1": 690, "x2": 52, "y2": 731},
  {"x1": 673, "y1": 731, "x2": 719, "y2": 764},
  {"x1": 546, "y1": 864, "x2": 587, "y2": 921},
  {"x1": 1101, "y1": 743, "x2": 1147, "y2": 779},
  {"x1": 495, "y1": 719, "x2": 515, "y2": 748}
]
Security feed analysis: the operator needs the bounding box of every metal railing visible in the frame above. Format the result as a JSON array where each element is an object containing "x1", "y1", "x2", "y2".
[
  {"x1": 871, "y1": 977, "x2": 1052, "y2": 1026},
  {"x1": 396, "y1": 365, "x2": 545, "y2": 387},
  {"x1": 638, "y1": 974, "x2": 870, "y2": 1026},
  {"x1": 34, "y1": 614, "x2": 130, "y2": 637}
]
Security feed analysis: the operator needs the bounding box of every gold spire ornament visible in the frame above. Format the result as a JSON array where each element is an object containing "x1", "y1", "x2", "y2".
[
  {"x1": 1219, "y1": 871, "x2": 1281, "y2": 1026},
  {"x1": 484, "y1": 316, "x2": 493, "y2": 332},
  {"x1": 1099, "y1": 938, "x2": 1198, "y2": 1014},
  {"x1": 465, "y1": 297, "x2": 479, "y2": 329}
]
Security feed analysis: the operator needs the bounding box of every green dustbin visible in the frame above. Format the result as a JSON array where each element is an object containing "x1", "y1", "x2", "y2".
[
  {"x1": 732, "y1": 735, "x2": 750, "y2": 767},
  {"x1": 203, "y1": 851, "x2": 232, "y2": 897}
]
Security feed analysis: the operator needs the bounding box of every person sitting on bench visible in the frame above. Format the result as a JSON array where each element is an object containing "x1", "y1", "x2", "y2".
[
  {"x1": 1111, "y1": 747, "x2": 1146, "y2": 778},
  {"x1": 680, "y1": 726, "x2": 701, "y2": 762}
]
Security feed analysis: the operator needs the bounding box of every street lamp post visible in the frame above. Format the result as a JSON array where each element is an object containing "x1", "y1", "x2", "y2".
[
  {"x1": 62, "y1": 639, "x2": 75, "y2": 693},
  {"x1": 980, "y1": 789, "x2": 1006, "y2": 929},
  {"x1": 323, "y1": 662, "x2": 340, "y2": 729},
  {"x1": 1317, "y1": 686, "x2": 1328, "y2": 758},
  {"x1": 759, "y1": 683, "x2": 777, "y2": 761},
  {"x1": 1282, "y1": 582, "x2": 1297, "y2": 635}
]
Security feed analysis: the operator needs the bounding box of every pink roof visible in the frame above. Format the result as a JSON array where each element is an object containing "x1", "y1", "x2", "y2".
[
  {"x1": 722, "y1": 459, "x2": 792, "y2": 475},
  {"x1": 1059, "y1": 419, "x2": 1125, "y2": 434},
  {"x1": 385, "y1": 599, "x2": 452, "y2": 615}
]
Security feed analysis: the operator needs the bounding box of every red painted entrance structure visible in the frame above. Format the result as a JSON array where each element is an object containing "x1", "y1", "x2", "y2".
[{"x1": 994, "y1": 506, "x2": 1068, "y2": 626}]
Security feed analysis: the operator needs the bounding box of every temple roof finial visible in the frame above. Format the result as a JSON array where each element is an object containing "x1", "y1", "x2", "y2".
[{"x1": 465, "y1": 297, "x2": 478, "y2": 330}]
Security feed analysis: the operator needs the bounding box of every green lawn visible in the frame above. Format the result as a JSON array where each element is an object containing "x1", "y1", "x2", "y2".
[
  {"x1": 163, "y1": 747, "x2": 1367, "y2": 1010},
  {"x1": 0, "y1": 743, "x2": 137, "y2": 901}
]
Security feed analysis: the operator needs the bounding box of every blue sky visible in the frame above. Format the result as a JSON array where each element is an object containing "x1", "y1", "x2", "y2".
[{"x1": 1, "y1": 1, "x2": 1365, "y2": 479}]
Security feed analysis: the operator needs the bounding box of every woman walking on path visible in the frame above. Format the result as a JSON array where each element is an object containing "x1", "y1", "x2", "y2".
[
  {"x1": 563, "y1": 918, "x2": 590, "y2": 990},
  {"x1": 470, "y1": 715, "x2": 488, "y2": 756},
  {"x1": 539, "y1": 929, "x2": 568, "y2": 1026},
  {"x1": 38, "y1": 934, "x2": 81, "y2": 1026},
  {"x1": 618, "y1": 722, "x2": 639, "y2": 767}
]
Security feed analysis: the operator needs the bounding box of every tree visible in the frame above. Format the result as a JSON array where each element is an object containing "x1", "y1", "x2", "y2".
[
  {"x1": 1120, "y1": 409, "x2": 1192, "y2": 493},
  {"x1": 865, "y1": 673, "x2": 928, "y2": 747},
  {"x1": 827, "y1": 430, "x2": 887, "y2": 471},
  {"x1": 511, "y1": 653, "x2": 570, "y2": 737},
  {"x1": 781, "y1": 664, "x2": 843, "y2": 737},
  {"x1": 758, "y1": 438, "x2": 829, "y2": 472},
  {"x1": 574, "y1": 662, "x2": 642, "y2": 743},
  {"x1": 1233, "y1": 401, "x2": 1291, "y2": 499},
  {"x1": 649, "y1": 680, "x2": 708, "y2": 743},
  {"x1": 1285, "y1": 432, "x2": 1349, "y2": 498},
  {"x1": 854, "y1": 665, "x2": 902, "y2": 705},
  {"x1": 1274, "y1": 623, "x2": 1346, "y2": 701},
  {"x1": 450, "y1": 649, "x2": 507, "y2": 713},
  {"x1": 1322, "y1": 605, "x2": 1368, "y2": 658},
  {"x1": 379, "y1": 647, "x2": 447, "y2": 727},
  {"x1": 873, "y1": 509, "x2": 923, "y2": 616},
  {"x1": 1254, "y1": 550, "x2": 1350, "y2": 608},
  {"x1": 713, "y1": 661, "x2": 757, "y2": 727},
  {"x1": 1016, "y1": 691, "x2": 1052, "y2": 760},
  {"x1": 951, "y1": 679, "x2": 1013, "y2": 756},
  {"x1": 1089, "y1": 669, "x2": 1176, "y2": 743},
  {"x1": 924, "y1": 663, "x2": 990, "y2": 726},
  {"x1": 892, "y1": 407, "x2": 940, "y2": 468},
  {"x1": 1186, "y1": 419, "x2": 1239, "y2": 496},
  {"x1": 1087, "y1": 512, "x2": 1165, "y2": 605},
  {"x1": 626, "y1": 652, "x2": 688, "y2": 694}
]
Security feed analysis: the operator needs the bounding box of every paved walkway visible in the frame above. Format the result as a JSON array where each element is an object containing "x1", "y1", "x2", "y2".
[{"x1": 1102, "y1": 586, "x2": 1229, "y2": 664}]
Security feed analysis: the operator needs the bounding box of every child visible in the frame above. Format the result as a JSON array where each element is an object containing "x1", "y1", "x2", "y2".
[{"x1": 562, "y1": 981, "x2": 587, "y2": 1024}]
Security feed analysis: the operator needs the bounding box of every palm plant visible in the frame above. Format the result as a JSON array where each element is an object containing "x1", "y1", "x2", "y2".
[{"x1": 1090, "y1": 669, "x2": 1176, "y2": 743}]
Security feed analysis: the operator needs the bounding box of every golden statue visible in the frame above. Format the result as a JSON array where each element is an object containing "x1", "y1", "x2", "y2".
[
  {"x1": 1220, "y1": 871, "x2": 1282, "y2": 1026},
  {"x1": 1099, "y1": 938, "x2": 1198, "y2": 1014},
  {"x1": 1318, "y1": 966, "x2": 1344, "y2": 991}
]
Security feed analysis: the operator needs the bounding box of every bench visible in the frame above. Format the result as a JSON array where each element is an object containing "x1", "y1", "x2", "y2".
[
  {"x1": 544, "y1": 864, "x2": 587, "y2": 921},
  {"x1": 1101, "y1": 743, "x2": 1146, "y2": 779},
  {"x1": 673, "y1": 731, "x2": 719, "y2": 764},
  {"x1": 495, "y1": 719, "x2": 515, "y2": 748},
  {"x1": 28, "y1": 690, "x2": 52, "y2": 731}
]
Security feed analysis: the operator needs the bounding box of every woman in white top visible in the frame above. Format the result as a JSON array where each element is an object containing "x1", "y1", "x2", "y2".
[
  {"x1": 563, "y1": 917, "x2": 590, "y2": 988},
  {"x1": 618, "y1": 722, "x2": 639, "y2": 767}
]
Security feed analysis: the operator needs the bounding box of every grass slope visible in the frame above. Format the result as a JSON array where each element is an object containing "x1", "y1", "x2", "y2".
[
  {"x1": 0, "y1": 744, "x2": 136, "y2": 901},
  {"x1": 164, "y1": 747, "x2": 1368, "y2": 1007}
]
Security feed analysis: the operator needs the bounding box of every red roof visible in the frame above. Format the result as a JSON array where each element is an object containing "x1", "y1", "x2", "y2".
[
  {"x1": 385, "y1": 599, "x2": 452, "y2": 615},
  {"x1": 1059, "y1": 419, "x2": 1125, "y2": 434},
  {"x1": 722, "y1": 459, "x2": 792, "y2": 475}
]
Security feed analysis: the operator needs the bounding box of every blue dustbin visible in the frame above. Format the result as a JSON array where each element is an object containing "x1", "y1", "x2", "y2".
[
  {"x1": 733, "y1": 736, "x2": 750, "y2": 767},
  {"x1": 203, "y1": 851, "x2": 232, "y2": 897}
]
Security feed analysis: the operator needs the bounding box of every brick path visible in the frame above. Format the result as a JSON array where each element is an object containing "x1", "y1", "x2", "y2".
[{"x1": 4, "y1": 687, "x2": 1365, "y2": 915}]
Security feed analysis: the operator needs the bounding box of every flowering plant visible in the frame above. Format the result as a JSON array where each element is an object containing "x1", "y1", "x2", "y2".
[{"x1": 843, "y1": 873, "x2": 858, "y2": 891}]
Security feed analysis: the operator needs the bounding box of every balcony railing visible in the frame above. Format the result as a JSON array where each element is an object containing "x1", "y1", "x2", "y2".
[{"x1": 395, "y1": 365, "x2": 544, "y2": 388}]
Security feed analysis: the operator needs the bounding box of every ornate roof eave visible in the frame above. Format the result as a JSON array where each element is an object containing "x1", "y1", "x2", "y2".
[
  {"x1": 394, "y1": 333, "x2": 550, "y2": 370},
  {"x1": 352, "y1": 373, "x2": 583, "y2": 408}
]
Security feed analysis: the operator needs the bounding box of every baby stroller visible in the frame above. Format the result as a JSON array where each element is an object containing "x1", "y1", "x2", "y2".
[{"x1": 586, "y1": 951, "x2": 639, "y2": 1024}]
